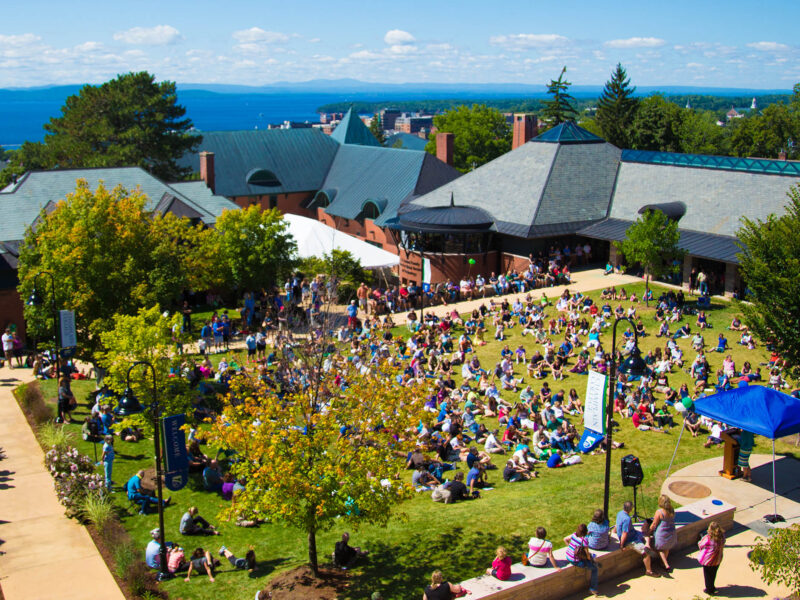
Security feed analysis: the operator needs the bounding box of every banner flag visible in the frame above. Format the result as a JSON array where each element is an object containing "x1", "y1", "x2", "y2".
[
  {"x1": 162, "y1": 414, "x2": 189, "y2": 491},
  {"x1": 584, "y1": 370, "x2": 607, "y2": 434}
]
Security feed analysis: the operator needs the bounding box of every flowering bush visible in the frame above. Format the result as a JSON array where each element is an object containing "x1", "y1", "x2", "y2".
[{"x1": 44, "y1": 445, "x2": 105, "y2": 517}]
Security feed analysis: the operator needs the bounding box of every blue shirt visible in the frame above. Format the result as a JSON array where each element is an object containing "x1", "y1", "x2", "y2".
[
  {"x1": 126, "y1": 474, "x2": 142, "y2": 499},
  {"x1": 546, "y1": 453, "x2": 562, "y2": 468},
  {"x1": 145, "y1": 540, "x2": 161, "y2": 569},
  {"x1": 466, "y1": 467, "x2": 481, "y2": 487},
  {"x1": 102, "y1": 442, "x2": 114, "y2": 464},
  {"x1": 347, "y1": 305, "x2": 358, "y2": 318},
  {"x1": 615, "y1": 510, "x2": 643, "y2": 546}
]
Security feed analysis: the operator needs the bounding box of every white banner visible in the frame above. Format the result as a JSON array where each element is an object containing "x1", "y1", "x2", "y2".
[
  {"x1": 584, "y1": 370, "x2": 607, "y2": 434},
  {"x1": 59, "y1": 310, "x2": 77, "y2": 348},
  {"x1": 422, "y1": 258, "x2": 432, "y2": 284}
]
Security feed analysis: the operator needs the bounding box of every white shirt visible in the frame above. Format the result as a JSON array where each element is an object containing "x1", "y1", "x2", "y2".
[{"x1": 2, "y1": 332, "x2": 14, "y2": 351}]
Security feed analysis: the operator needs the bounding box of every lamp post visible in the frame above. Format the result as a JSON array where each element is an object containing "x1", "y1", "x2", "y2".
[
  {"x1": 117, "y1": 360, "x2": 172, "y2": 581},
  {"x1": 602, "y1": 316, "x2": 648, "y2": 520},
  {"x1": 26, "y1": 271, "x2": 60, "y2": 379}
]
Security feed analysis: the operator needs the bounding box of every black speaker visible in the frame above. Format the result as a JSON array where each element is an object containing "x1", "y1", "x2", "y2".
[{"x1": 621, "y1": 454, "x2": 644, "y2": 487}]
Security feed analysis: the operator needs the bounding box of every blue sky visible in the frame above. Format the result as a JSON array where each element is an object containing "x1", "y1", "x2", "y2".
[{"x1": 2, "y1": 0, "x2": 798, "y2": 88}]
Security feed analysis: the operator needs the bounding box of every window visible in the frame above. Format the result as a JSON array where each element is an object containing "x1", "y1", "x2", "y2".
[{"x1": 269, "y1": 195, "x2": 278, "y2": 209}]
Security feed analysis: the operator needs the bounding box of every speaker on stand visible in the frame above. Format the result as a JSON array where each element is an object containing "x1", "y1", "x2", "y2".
[{"x1": 621, "y1": 454, "x2": 644, "y2": 519}]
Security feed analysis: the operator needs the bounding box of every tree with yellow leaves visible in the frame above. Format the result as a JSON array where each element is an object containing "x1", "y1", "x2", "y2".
[{"x1": 208, "y1": 344, "x2": 433, "y2": 574}]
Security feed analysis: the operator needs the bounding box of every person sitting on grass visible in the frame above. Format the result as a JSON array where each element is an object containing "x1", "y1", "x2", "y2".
[
  {"x1": 184, "y1": 547, "x2": 216, "y2": 582},
  {"x1": 218, "y1": 545, "x2": 257, "y2": 572},
  {"x1": 180, "y1": 506, "x2": 220, "y2": 536},
  {"x1": 712, "y1": 333, "x2": 728, "y2": 353},
  {"x1": 413, "y1": 464, "x2": 440, "y2": 490},
  {"x1": 334, "y1": 532, "x2": 368, "y2": 568},
  {"x1": 486, "y1": 546, "x2": 512, "y2": 581},
  {"x1": 704, "y1": 421, "x2": 724, "y2": 448},
  {"x1": 203, "y1": 460, "x2": 223, "y2": 492},
  {"x1": 127, "y1": 470, "x2": 170, "y2": 515}
]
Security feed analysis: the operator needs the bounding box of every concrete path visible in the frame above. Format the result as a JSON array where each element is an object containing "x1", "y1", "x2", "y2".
[
  {"x1": 561, "y1": 454, "x2": 798, "y2": 599},
  {"x1": 0, "y1": 364, "x2": 125, "y2": 600}
]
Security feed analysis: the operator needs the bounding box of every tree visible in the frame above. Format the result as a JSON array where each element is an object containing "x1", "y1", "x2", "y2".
[
  {"x1": 679, "y1": 109, "x2": 730, "y2": 155},
  {"x1": 99, "y1": 305, "x2": 194, "y2": 435},
  {"x1": 17, "y1": 180, "x2": 217, "y2": 360},
  {"x1": 214, "y1": 205, "x2": 297, "y2": 293},
  {"x1": 208, "y1": 351, "x2": 432, "y2": 573},
  {"x1": 737, "y1": 184, "x2": 800, "y2": 373},
  {"x1": 615, "y1": 209, "x2": 684, "y2": 299},
  {"x1": 729, "y1": 102, "x2": 800, "y2": 160},
  {"x1": 749, "y1": 523, "x2": 800, "y2": 596},
  {"x1": 0, "y1": 72, "x2": 199, "y2": 187},
  {"x1": 369, "y1": 113, "x2": 386, "y2": 144},
  {"x1": 424, "y1": 104, "x2": 511, "y2": 173},
  {"x1": 631, "y1": 95, "x2": 684, "y2": 152},
  {"x1": 541, "y1": 66, "x2": 578, "y2": 125},
  {"x1": 596, "y1": 63, "x2": 639, "y2": 148}
]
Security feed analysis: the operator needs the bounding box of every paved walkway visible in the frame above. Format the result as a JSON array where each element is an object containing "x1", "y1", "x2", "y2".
[
  {"x1": 561, "y1": 454, "x2": 798, "y2": 600},
  {"x1": 0, "y1": 364, "x2": 125, "y2": 600}
]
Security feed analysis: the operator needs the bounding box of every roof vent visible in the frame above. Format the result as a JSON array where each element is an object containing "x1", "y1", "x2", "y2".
[{"x1": 246, "y1": 168, "x2": 281, "y2": 187}]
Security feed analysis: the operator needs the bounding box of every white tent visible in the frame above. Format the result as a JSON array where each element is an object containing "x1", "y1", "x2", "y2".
[{"x1": 283, "y1": 213, "x2": 399, "y2": 269}]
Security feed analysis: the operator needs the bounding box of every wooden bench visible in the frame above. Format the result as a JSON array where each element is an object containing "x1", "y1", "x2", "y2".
[{"x1": 459, "y1": 497, "x2": 735, "y2": 600}]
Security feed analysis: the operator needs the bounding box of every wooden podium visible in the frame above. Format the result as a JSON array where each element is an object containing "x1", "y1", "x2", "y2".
[{"x1": 719, "y1": 428, "x2": 741, "y2": 480}]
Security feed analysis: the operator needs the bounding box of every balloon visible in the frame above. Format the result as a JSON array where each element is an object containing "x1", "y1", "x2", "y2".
[{"x1": 468, "y1": 258, "x2": 476, "y2": 265}]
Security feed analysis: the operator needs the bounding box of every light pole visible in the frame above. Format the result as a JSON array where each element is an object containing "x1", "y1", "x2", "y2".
[
  {"x1": 116, "y1": 360, "x2": 173, "y2": 581},
  {"x1": 602, "y1": 316, "x2": 647, "y2": 520},
  {"x1": 26, "y1": 271, "x2": 60, "y2": 379}
]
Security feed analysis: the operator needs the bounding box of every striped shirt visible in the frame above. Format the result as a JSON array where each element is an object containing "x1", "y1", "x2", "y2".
[
  {"x1": 565, "y1": 533, "x2": 588, "y2": 563},
  {"x1": 698, "y1": 534, "x2": 725, "y2": 566}
]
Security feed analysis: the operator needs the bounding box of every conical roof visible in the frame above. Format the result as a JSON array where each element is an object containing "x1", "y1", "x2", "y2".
[
  {"x1": 532, "y1": 121, "x2": 605, "y2": 144},
  {"x1": 330, "y1": 108, "x2": 382, "y2": 147}
]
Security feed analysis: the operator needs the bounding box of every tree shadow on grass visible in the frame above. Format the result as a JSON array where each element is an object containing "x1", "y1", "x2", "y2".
[{"x1": 347, "y1": 526, "x2": 524, "y2": 600}]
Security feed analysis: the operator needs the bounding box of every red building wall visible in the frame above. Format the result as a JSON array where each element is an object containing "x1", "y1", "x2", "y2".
[
  {"x1": 0, "y1": 289, "x2": 26, "y2": 340},
  {"x1": 314, "y1": 211, "x2": 397, "y2": 253},
  {"x1": 399, "y1": 250, "x2": 500, "y2": 285},
  {"x1": 232, "y1": 192, "x2": 317, "y2": 218}
]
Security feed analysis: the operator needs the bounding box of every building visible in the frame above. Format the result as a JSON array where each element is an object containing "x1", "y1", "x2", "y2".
[
  {"x1": 392, "y1": 121, "x2": 800, "y2": 294},
  {"x1": 0, "y1": 167, "x2": 239, "y2": 335},
  {"x1": 394, "y1": 114, "x2": 434, "y2": 134}
]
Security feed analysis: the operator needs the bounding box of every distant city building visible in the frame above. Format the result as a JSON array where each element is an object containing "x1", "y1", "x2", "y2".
[
  {"x1": 380, "y1": 108, "x2": 401, "y2": 130},
  {"x1": 394, "y1": 114, "x2": 434, "y2": 134}
]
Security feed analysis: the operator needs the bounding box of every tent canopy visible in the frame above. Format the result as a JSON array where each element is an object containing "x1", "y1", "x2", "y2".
[
  {"x1": 694, "y1": 386, "x2": 800, "y2": 439},
  {"x1": 283, "y1": 213, "x2": 400, "y2": 270}
]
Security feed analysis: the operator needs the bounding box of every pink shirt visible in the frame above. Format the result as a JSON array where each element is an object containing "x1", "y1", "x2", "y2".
[
  {"x1": 492, "y1": 556, "x2": 512, "y2": 580},
  {"x1": 698, "y1": 534, "x2": 724, "y2": 566}
]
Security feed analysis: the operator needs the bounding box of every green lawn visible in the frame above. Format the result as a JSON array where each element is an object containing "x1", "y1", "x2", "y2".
[{"x1": 34, "y1": 282, "x2": 799, "y2": 600}]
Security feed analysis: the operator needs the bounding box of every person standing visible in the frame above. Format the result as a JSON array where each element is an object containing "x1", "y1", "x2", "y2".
[
  {"x1": 650, "y1": 494, "x2": 677, "y2": 571},
  {"x1": 101, "y1": 434, "x2": 115, "y2": 491},
  {"x1": 2, "y1": 328, "x2": 14, "y2": 367},
  {"x1": 57, "y1": 376, "x2": 76, "y2": 423},
  {"x1": 738, "y1": 429, "x2": 755, "y2": 481},
  {"x1": 697, "y1": 521, "x2": 725, "y2": 595}
]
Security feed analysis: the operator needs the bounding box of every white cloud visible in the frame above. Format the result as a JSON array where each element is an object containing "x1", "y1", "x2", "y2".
[
  {"x1": 605, "y1": 37, "x2": 665, "y2": 49},
  {"x1": 0, "y1": 33, "x2": 41, "y2": 46},
  {"x1": 384, "y1": 29, "x2": 415, "y2": 45},
  {"x1": 113, "y1": 25, "x2": 182, "y2": 46},
  {"x1": 489, "y1": 33, "x2": 569, "y2": 49},
  {"x1": 74, "y1": 41, "x2": 103, "y2": 53},
  {"x1": 387, "y1": 44, "x2": 418, "y2": 55},
  {"x1": 232, "y1": 27, "x2": 290, "y2": 44},
  {"x1": 308, "y1": 38, "x2": 321, "y2": 43},
  {"x1": 746, "y1": 41, "x2": 790, "y2": 52},
  {"x1": 686, "y1": 62, "x2": 704, "y2": 69}
]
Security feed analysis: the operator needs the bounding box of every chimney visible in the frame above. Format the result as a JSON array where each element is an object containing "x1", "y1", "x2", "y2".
[
  {"x1": 512, "y1": 113, "x2": 538, "y2": 150},
  {"x1": 778, "y1": 150, "x2": 787, "y2": 161},
  {"x1": 436, "y1": 132, "x2": 454, "y2": 166},
  {"x1": 199, "y1": 151, "x2": 215, "y2": 193}
]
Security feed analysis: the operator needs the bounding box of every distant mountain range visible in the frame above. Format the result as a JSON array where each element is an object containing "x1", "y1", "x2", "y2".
[{"x1": 0, "y1": 79, "x2": 793, "y2": 99}]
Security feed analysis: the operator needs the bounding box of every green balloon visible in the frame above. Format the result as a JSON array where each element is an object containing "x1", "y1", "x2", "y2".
[{"x1": 468, "y1": 258, "x2": 476, "y2": 265}]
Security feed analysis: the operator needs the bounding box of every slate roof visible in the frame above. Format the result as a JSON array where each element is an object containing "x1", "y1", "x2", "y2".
[
  {"x1": 0, "y1": 167, "x2": 236, "y2": 244},
  {"x1": 404, "y1": 125, "x2": 620, "y2": 239},
  {"x1": 330, "y1": 108, "x2": 382, "y2": 148},
  {"x1": 610, "y1": 160, "x2": 800, "y2": 238},
  {"x1": 578, "y1": 218, "x2": 743, "y2": 263},
  {"x1": 384, "y1": 132, "x2": 429, "y2": 151},
  {"x1": 180, "y1": 129, "x2": 340, "y2": 197},
  {"x1": 318, "y1": 145, "x2": 460, "y2": 227}
]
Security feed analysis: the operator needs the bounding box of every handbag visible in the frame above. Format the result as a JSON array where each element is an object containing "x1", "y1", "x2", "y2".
[{"x1": 525, "y1": 542, "x2": 545, "y2": 566}]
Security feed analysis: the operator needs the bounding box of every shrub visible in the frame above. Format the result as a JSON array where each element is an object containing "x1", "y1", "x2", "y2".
[
  {"x1": 44, "y1": 445, "x2": 105, "y2": 517},
  {"x1": 81, "y1": 493, "x2": 114, "y2": 530},
  {"x1": 114, "y1": 541, "x2": 148, "y2": 596},
  {"x1": 15, "y1": 381, "x2": 52, "y2": 425},
  {"x1": 749, "y1": 523, "x2": 800, "y2": 596},
  {"x1": 39, "y1": 422, "x2": 74, "y2": 451}
]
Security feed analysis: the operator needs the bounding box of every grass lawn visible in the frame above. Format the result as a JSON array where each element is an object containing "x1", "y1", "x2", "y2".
[{"x1": 34, "y1": 282, "x2": 799, "y2": 600}]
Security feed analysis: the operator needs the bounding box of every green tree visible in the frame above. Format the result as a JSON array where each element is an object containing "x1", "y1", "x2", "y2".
[
  {"x1": 679, "y1": 109, "x2": 730, "y2": 155},
  {"x1": 369, "y1": 113, "x2": 385, "y2": 144},
  {"x1": 0, "y1": 141, "x2": 53, "y2": 187},
  {"x1": 631, "y1": 95, "x2": 684, "y2": 152},
  {"x1": 729, "y1": 102, "x2": 800, "y2": 160},
  {"x1": 215, "y1": 205, "x2": 297, "y2": 293},
  {"x1": 208, "y1": 348, "x2": 432, "y2": 574},
  {"x1": 541, "y1": 66, "x2": 578, "y2": 125},
  {"x1": 737, "y1": 184, "x2": 800, "y2": 372},
  {"x1": 99, "y1": 305, "x2": 194, "y2": 435},
  {"x1": 615, "y1": 209, "x2": 684, "y2": 299},
  {"x1": 596, "y1": 63, "x2": 639, "y2": 148},
  {"x1": 749, "y1": 523, "x2": 800, "y2": 596},
  {"x1": 17, "y1": 180, "x2": 217, "y2": 360},
  {"x1": 424, "y1": 104, "x2": 511, "y2": 173},
  {"x1": 0, "y1": 72, "x2": 199, "y2": 187}
]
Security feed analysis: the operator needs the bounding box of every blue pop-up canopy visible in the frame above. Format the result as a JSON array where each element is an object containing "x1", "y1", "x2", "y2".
[
  {"x1": 693, "y1": 386, "x2": 800, "y2": 439},
  {"x1": 668, "y1": 384, "x2": 800, "y2": 523}
]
